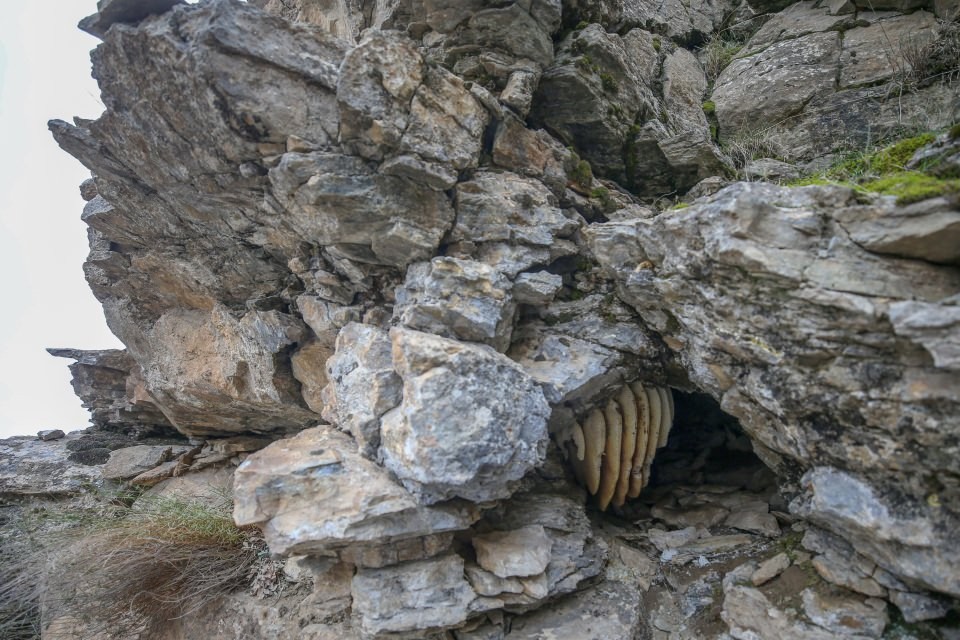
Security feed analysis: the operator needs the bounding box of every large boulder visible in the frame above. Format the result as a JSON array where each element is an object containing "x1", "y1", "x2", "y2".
[{"x1": 380, "y1": 328, "x2": 551, "y2": 504}]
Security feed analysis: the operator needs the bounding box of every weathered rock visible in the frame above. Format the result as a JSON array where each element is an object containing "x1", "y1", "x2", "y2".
[
  {"x1": 101, "y1": 444, "x2": 190, "y2": 480},
  {"x1": 713, "y1": 31, "x2": 841, "y2": 136},
  {"x1": 233, "y1": 426, "x2": 480, "y2": 556},
  {"x1": 838, "y1": 12, "x2": 937, "y2": 89},
  {"x1": 37, "y1": 430, "x2": 66, "y2": 442},
  {"x1": 472, "y1": 525, "x2": 553, "y2": 579},
  {"x1": 0, "y1": 434, "x2": 104, "y2": 495},
  {"x1": 321, "y1": 323, "x2": 401, "y2": 456},
  {"x1": 722, "y1": 584, "x2": 836, "y2": 640},
  {"x1": 512, "y1": 272, "x2": 562, "y2": 305},
  {"x1": 725, "y1": 509, "x2": 781, "y2": 537},
  {"x1": 47, "y1": 348, "x2": 173, "y2": 433},
  {"x1": 502, "y1": 580, "x2": 643, "y2": 639},
  {"x1": 380, "y1": 328, "x2": 550, "y2": 504},
  {"x1": 793, "y1": 467, "x2": 960, "y2": 597},
  {"x1": 79, "y1": 0, "x2": 184, "y2": 39},
  {"x1": 351, "y1": 553, "x2": 477, "y2": 639},
  {"x1": 394, "y1": 258, "x2": 516, "y2": 352},
  {"x1": 801, "y1": 588, "x2": 888, "y2": 638},
  {"x1": 531, "y1": 25, "x2": 660, "y2": 182},
  {"x1": 751, "y1": 552, "x2": 790, "y2": 585},
  {"x1": 450, "y1": 171, "x2": 579, "y2": 276},
  {"x1": 836, "y1": 197, "x2": 960, "y2": 265},
  {"x1": 888, "y1": 589, "x2": 952, "y2": 623},
  {"x1": 588, "y1": 181, "x2": 960, "y2": 594}
]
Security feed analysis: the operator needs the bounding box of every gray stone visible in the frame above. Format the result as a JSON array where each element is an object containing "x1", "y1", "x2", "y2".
[
  {"x1": 512, "y1": 272, "x2": 562, "y2": 305},
  {"x1": 394, "y1": 258, "x2": 516, "y2": 352},
  {"x1": 837, "y1": 197, "x2": 960, "y2": 265},
  {"x1": 351, "y1": 554, "x2": 477, "y2": 638},
  {"x1": 725, "y1": 510, "x2": 781, "y2": 537},
  {"x1": 101, "y1": 444, "x2": 188, "y2": 480},
  {"x1": 801, "y1": 588, "x2": 888, "y2": 638},
  {"x1": 827, "y1": 0, "x2": 856, "y2": 14},
  {"x1": 838, "y1": 12, "x2": 937, "y2": 89},
  {"x1": 713, "y1": 32, "x2": 840, "y2": 136},
  {"x1": 37, "y1": 430, "x2": 66, "y2": 442},
  {"x1": 47, "y1": 348, "x2": 173, "y2": 434},
  {"x1": 722, "y1": 585, "x2": 836, "y2": 640},
  {"x1": 321, "y1": 323, "x2": 402, "y2": 456},
  {"x1": 751, "y1": 552, "x2": 790, "y2": 585},
  {"x1": 503, "y1": 580, "x2": 643, "y2": 639},
  {"x1": 473, "y1": 525, "x2": 553, "y2": 579},
  {"x1": 233, "y1": 427, "x2": 480, "y2": 556},
  {"x1": 742, "y1": 158, "x2": 801, "y2": 183},
  {"x1": 648, "y1": 526, "x2": 703, "y2": 552},
  {"x1": 510, "y1": 332, "x2": 623, "y2": 406},
  {"x1": 792, "y1": 467, "x2": 960, "y2": 597},
  {"x1": 79, "y1": 0, "x2": 184, "y2": 38},
  {"x1": 888, "y1": 590, "x2": 952, "y2": 623},
  {"x1": 888, "y1": 300, "x2": 960, "y2": 370},
  {"x1": 653, "y1": 503, "x2": 730, "y2": 528},
  {"x1": 465, "y1": 565, "x2": 525, "y2": 597},
  {"x1": 0, "y1": 434, "x2": 104, "y2": 495},
  {"x1": 380, "y1": 329, "x2": 550, "y2": 504}
]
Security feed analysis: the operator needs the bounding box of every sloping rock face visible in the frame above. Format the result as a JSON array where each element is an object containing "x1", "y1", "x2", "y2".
[{"x1": 50, "y1": 0, "x2": 960, "y2": 637}]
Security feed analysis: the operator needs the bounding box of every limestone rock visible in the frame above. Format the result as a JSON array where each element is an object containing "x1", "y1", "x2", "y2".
[
  {"x1": 836, "y1": 197, "x2": 960, "y2": 265},
  {"x1": 792, "y1": 467, "x2": 960, "y2": 597},
  {"x1": 888, "y1": 590, "x2": 952, "y2": 623},
  {"x1": 450, "y1": 171, "x2": 579, "y2": 276},
  {"x1": 394, "y1": 258, "x2": 517, "y2": 352},
  {"x1": 531, "y1": 25, "x2": 660, "y2": 181},
  {"x1": 233, "y1": 426, "x2": 480, "y2": 556},
  {"x1": 888, "y1": 300, "x2": 960, "y2": 370},
  {"x1": 722, "y1": 585, "x2": 836, "y2": 640},
  {"x1": 351, "y1": 554, "x2": 477, "y2": 639},
  {"x1": 321, "y1": 323, "x2": 401, "y2": 456},
  {"x1": 801, "y1": 588, "x2": 888, "y2": 638},
  {"x1": 290, "y1": 338, "x2": 333, "y2": 415},
  {"x1": 37, "y1": 430, "x2": 66, "y2": 442},
  {"x1": 472, "y1": 525, "x2": 553, "y2": 579},
  {"x1": 751, "y1": 552, "x2": 790, "y2": 585},
  {"x1": 0, "y1": 434, "x2": 104, "y2": 495},
  {"x1": 101, "y1": 444, "x2": 190, "y2": 480},
  {"x1": 713, "y1": 31, "x2": 841, "y2": 135},
  {"x1": 47, "y1": 348, "x2": 173, "y2": 434},
  {"x1": 338, "y1": 30, "x2": 488, "y2": 169},
  {"x1": 503, "y1": 580, "x2": 643, "y2": 639},
  {"x1": 380, "y1": 328, "x2": 550, "y2": 504},
  {"x1": 512, "y1": 272, "x2": 562, "y2": 305},
  {"x1": 588, "y1": 181, "x2": 960, "y2": 593},
  {"x1": 79, "y1": 0, "x2": 184, "y2": 39}
]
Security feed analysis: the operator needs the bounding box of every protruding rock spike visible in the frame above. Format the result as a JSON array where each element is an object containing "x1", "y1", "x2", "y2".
[
  {"x1": 657, "y1": 387, "x2": 672, "y2": 448},
  {"x1": 597, "y1": 399, "x2": 622, "y2": 511},
  {"x1": 582, "y1": 409, "x2": 605, "y2": 495},
  {"x1": 627, "y1": 381, "x2": 650, "y2": 499},
  {"x1": 612, "y1": 385, "x2": 637, "y2": 508},
  {"x1": 640, "y1": 386, "x2": 662, "y2": 489}
]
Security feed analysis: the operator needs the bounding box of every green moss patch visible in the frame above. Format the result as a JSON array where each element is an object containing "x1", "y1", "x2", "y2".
[{"x1": 862, "y1": 172, "x2": 960, "y2": 205}]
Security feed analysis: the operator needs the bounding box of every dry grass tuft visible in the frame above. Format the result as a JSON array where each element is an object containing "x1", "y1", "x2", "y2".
[
  {"x1": 723, "y1": 129, "x2": 789, "y2": 170},
  {"x1": 1, "y1": 490, "x2": 267, "y2": 639}
]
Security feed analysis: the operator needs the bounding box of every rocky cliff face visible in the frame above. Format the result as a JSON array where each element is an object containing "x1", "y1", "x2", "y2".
[{"x1": 33, "y1": 0, "x2": 960, "y2": 637}]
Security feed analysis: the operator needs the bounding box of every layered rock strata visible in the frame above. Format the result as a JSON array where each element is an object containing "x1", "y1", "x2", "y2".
[{"x1": 48, "y1": 0, "x2": 960, "y2": 636}]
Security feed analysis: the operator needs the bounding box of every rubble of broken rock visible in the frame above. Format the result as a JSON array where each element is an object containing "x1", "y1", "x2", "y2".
[{"x1": 7, "y1": 0, "x2": 960, "y2": 637}]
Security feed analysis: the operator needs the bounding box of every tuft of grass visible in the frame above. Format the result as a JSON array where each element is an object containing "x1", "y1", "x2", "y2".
[
  {"x1": 950, "y1": 123, "x2": 960, "y2": 140},
  {"x1": 0, "y1": 491, "x2": 267, "y2": 639},
  {"x1": 702, "y1": 100, "x2": 716, "y2": 115},
  {"x1": 701, "y1": 36, "x2": 743, "y2": 85},
  {"x1": 787, "y1": 129, "x2": 958, "y2": 205},
  {"x1": 723, "y1": 129, "x2": 788, "y2": 170},
  {"x1": 600, "y1": 72, "x2": 618, "y2": 93}
]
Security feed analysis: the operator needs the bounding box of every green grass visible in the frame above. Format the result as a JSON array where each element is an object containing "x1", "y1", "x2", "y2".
[
  {"x1": 788, "y1": 129, "x2": 958, "y2": 205},
  {"x1": 702, "y1": 100, "x2": 716, "y2": 115}
]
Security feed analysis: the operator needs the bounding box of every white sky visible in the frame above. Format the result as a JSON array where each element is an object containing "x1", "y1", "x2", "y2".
[{"x1": 0, "y1": 2, "x2": 123, "y2": 438}]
